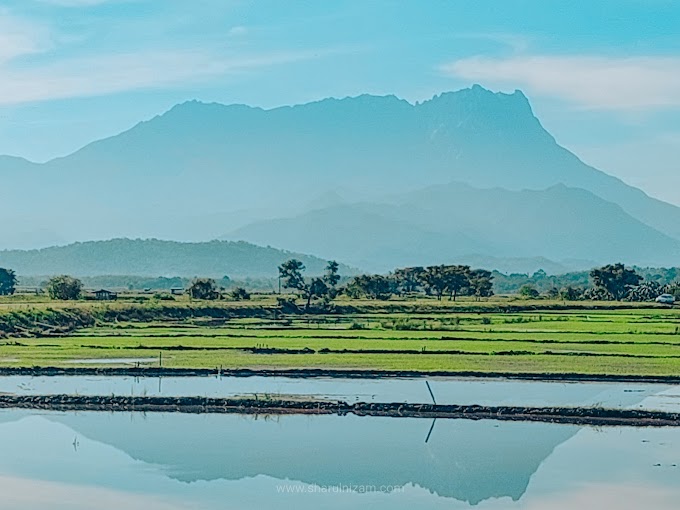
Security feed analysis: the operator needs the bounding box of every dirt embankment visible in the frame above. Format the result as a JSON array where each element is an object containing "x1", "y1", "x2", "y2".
[
  {"x1": 0, "y1": 304, "x2": 280, "y2": 338},
  {"x1": 2, "y1": 366, "x2": 680, "y2": 384},
  {"x1": 0, "y1": 394, "x2": 678, "y2": 427}
]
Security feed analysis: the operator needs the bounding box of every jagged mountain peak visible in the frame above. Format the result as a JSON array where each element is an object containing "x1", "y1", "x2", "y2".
[
  {"x1": 425, "y1": 85, "x2": 531, "y2": 108},
  {"x1": 419, "y1": 85, "x2": 544, "y2": 139}
]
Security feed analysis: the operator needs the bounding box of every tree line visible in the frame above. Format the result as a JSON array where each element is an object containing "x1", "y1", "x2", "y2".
[
  {"x1": 517, "y1": 263, "x2": 680, "y2": 302},
  {"x1": 0, "y1": 261, "x2": 678, "y2": 304},
  {"x1": 494, "y1": 266, "x2": 680, "y2": 296},
  {"x1": 276, "y1": 261, "x2": 493, "y2": 307},
  {"x1": 343, "y1": 265, "x2": 493, "y2": 301}
]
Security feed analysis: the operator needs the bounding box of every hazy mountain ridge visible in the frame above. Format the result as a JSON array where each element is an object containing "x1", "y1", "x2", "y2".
[
  {"x1": 228, "y1": 182, "x2": 680, "y2": 272},
  {"x1": 2, "y1": 85, "x2": 679, "y2": 271},
  {"x1": 0, "y1": 239, "x2": 349, "y2": 278}
]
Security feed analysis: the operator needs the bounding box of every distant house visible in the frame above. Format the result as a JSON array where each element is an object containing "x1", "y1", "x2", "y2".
[
  {"x1": 93, "y1": 289, "x2": 118, "y2": 301},
  {"x1": 170, "y1": 287, "x2": 185, "y2": 296}
]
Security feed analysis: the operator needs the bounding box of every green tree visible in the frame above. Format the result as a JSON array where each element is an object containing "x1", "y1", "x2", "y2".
[
  {"x1": 418, "y1": 265, "x2": 448, "y2": 300},
  {"x1": 467, "y1": 269, "x2": 494, "y2": 299},
  {"x1": 393, "y1": 267, "x2": 424, "y2": 294},
  {"x1": 559, "y1": 286, "x2": 582, "y2": 301},
  {"x1": 583, "y1": 286, "x2": 616, "y2": 301},
  {"x1": 667, "y1": 283, "x2": 680, "y2": 300},
  {"x1": 47, "y1": 275, "x2": 83, "y2": 300},
  {"x1": 322, "y1": 260, "x2": 341, "y2": 299},
  {"x1": 417, "y1": 265, "x2": 471, "y2": 301},
  {"x1": 278, "y1": 259, "x2": 329, "y2": 310},
  {"x1": 590, "y1": 263, "x2": 642, "y2": 301},
  {"x1": 279, "y1": 259, "x2": 307, "y2": 293},
  {"x1": 518, "y1": 284, "x2": 540, "y2": 299},
  {"x1": 0, "y1": 268, "x2": 18, "y2": 296},
  {"x1": 344, "y1": 276, "x2": 366, "y2": 299},
  {"x1": 345, "y1": 274, "x2": 394, "y2": 300},
  {"x1": 309, "y1": 277, "x2": 330, "y2": 303},
  {"x1": 626, "y1": 281, "x2": 663, "y2": 302},
  {"x1": 188, "y1": 278, "x2": 219, "y2": 300},
  {"x1": 544, "y1": 287, "x2": 560, "y2": 299},
  {"x1": 230, "y1": 287, "x2": 250, "y2": 300},
  {"x1": 323, "y1": 260, "x2": 341, "y2": 288},
  {"x1": 532, "y1": 269, "x2": 548, "y2": 280},
  {"x1": 444, "y1": 265, "x2": 471, "y2": 301}
]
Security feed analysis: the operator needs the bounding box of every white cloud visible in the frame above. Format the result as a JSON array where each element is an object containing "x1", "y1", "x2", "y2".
[
  {"x1": 0, "y1": 4, "x2": 338, "y2": 106},
  {"x1": 441, "y1": 54, "x2": 680, "y2": 110},
  {"x1": 0, "y1": 48, "x2": 329, "y2": 105},
  {"x1": 0, "y1": 10, "x2": 51, "y2": 63}
]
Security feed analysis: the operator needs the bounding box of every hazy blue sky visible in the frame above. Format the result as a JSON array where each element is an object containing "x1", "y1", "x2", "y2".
[{"x1": 1, "y1": 0, "x2": 679, "y2": 204}]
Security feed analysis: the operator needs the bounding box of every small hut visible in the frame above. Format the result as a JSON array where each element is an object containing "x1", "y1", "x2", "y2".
[{"x1": 94, "y1": 289, "x2": 118, "y2": 301}]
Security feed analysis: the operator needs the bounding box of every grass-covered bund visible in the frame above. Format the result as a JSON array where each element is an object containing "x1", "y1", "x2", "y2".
[{"x1": 1, "y1": 296, "x2": 680, "y2": 377}]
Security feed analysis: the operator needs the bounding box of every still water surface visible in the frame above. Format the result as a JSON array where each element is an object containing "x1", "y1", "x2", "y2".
[
  {"x1": 0, "y1": 409, "x2": 678, "y2": 509},
  {"x1": 1, "y1": 375, "x2": 680, "y2": 410}
]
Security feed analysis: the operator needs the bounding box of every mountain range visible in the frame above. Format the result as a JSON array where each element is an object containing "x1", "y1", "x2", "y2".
[{"x1": 2, "y1": 84, "x2": 679, "y2": 274}]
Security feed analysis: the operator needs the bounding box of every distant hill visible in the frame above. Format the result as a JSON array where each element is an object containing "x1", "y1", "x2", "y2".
[
  {"x1": 0, "y1": 239, "x2": 350, "y2": 278},
  {"x1": 3, "y1": 85, "x2": 680, "y2": 273},
  {"x1": 228, "y1": 203, "x2": 491, "y2": 271},
  {"x1": 227, "y1": 182, "x2": 680, "y2": 272}
]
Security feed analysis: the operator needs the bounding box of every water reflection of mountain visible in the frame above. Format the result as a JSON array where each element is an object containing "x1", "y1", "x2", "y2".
[
  {"x1": 0, "y1": 383, "x2": 656, "y2": 505},
  {"x1": 51, "y1": 413, "x2": 575, "y2": 505}
]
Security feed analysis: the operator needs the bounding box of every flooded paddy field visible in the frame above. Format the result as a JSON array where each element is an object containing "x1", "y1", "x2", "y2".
[
  {"x1": 1, "y1": 409, "x2": 679, "y2": 509},
  {"x1": 1, "y1": 374, "x2": 680, "y2": 412}
]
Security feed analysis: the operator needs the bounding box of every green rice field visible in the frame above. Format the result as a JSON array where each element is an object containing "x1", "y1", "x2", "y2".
[{"x1": 2, "y1": 299, "x2": 680, "y2": 376}]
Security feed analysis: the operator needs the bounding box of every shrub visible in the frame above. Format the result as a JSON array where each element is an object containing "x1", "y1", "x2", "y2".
[
  {"x1": 47, "y1": 275, "x2": 83, "y2": 300},
  {"x1": 188, "y1": 278, "x2": 219, "y2": 300},
  {"x1": 559, "y1": 286, "x2": 583, "y2": 301},
  {"x1": 231, "y1": 287, "x2": 251, "y2": 301},
  {"x1": 518, "y1": 285, "x2": 540, "y2": 299}
]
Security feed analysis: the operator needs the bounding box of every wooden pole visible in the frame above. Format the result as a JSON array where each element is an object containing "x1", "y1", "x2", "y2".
[{"x1": 425, "y1": 380, "x2": 436, "y2": 405}]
